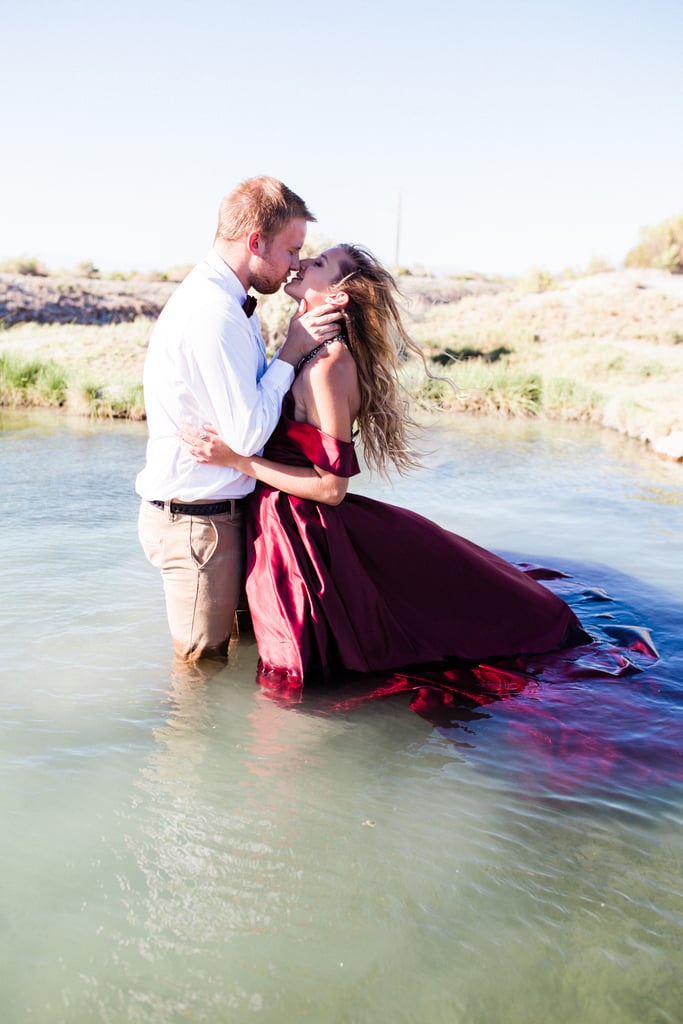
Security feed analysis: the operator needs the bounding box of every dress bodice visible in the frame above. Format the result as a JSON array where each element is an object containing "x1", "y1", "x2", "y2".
[{"x1": 263, "y1": 393, "x2": 361, "y2": 478}]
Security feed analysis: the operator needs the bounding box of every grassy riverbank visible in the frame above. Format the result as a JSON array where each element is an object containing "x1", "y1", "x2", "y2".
[
  {"x1": 1, "y1": 267, "x2": 682, "y2": 460},
  {"x1": 404, "y1": 269, "x2": 683, "y2": 459}
]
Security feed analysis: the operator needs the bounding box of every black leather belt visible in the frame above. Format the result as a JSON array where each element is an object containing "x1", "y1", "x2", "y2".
[{"x1": 148, "y1": 498, "x2": 246, "y2": 516}]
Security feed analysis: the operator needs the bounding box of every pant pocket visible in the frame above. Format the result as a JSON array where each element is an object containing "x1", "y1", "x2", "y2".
[
  {"x1": 138, "y1": 503, "x2": 165, "y2": 569},
  {"x1": 189, "y1": 517, "x2": 219, "y2": 569}
]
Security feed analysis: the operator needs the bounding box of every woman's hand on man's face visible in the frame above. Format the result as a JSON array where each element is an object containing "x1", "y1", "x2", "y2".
[{"x1": 279, "y1": 302, "x2": 345, "y2": 366}]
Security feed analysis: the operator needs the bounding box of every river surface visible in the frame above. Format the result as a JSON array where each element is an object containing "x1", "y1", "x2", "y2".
[{"x1": 1, "y1": 409, "x2": 682, "y2": 1024}]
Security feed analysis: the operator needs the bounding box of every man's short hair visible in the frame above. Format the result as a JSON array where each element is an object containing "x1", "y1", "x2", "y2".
[{"x1": 215, "y1": 176, "x2": 316, "y2": 243}]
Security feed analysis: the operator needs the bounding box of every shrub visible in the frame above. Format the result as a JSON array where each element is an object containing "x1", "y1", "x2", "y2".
[
  {"x1": 0, "y1": 256, "x2": 49, "y2": 276},
  {"x1": 400, "y1": 354, "x2": 542, "y2": 418},
  {"x1": 464, "y1": 367, "x2": 543, "y2": 416},
  {"x1": 431, "y1": 345, "x2": 513, "y2": 365},
  {"x1": 0, "y1": 353, "x2": 68, "y2": 406},
  {"x1": 515, "y1": 268, "x2": 556, "y2": 293},
  {"x1": 76, "y1": 380, "x2": 146, "y2": 419},
  {"x1": 133, "y1": 266, "x2": 192, "y2": 283},
  {"x1": 543, "y1": 376, "x2": 601, "y2": 420},
  {"x1": 625, "y1": 212, "x2": 683, "y2": 272},
  {"x1": 75, "y1": 260, "x2": 100, "y2": 278}
]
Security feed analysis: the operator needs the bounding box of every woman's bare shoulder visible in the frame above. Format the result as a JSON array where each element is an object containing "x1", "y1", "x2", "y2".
[
  {"x1": 308, "y1": 341, "x2": 356, "y2": 382},
  {"x1": 303, "y1": 342, "x2": 360, "y2": 428}
]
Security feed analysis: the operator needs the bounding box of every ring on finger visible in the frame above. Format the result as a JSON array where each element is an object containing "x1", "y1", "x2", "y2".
[{"x1": 199, "y1": 432, "x2": 208, "y2": 441}]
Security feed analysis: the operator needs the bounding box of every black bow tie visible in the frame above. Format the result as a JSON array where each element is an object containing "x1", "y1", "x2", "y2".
[{"x1": 242, "y1": 294, "x2": 257, "y2": 318}]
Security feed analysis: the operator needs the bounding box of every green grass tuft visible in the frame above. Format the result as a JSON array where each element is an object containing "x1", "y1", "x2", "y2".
[{"x1": 0, "y1": 353, "x2": 68, "y2": 406}]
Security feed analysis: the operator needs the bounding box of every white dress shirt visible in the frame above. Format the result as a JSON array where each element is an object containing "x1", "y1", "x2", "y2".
[{"x1": 135, "y1": 248, "x2": 294, "y2": 501}]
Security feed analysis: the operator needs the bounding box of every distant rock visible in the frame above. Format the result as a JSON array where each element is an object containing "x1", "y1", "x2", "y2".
[
  {"x1": 0, "y1": 269, "x2": 506, "y2": 327},
  {"x1": 0, "y1": 272, "x2": 176, "y2": 327},
  {"x1": 397, "y1": 274, "x2": 506, "y2": 307}
]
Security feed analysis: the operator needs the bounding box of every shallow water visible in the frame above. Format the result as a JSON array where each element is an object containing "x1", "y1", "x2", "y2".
[{"x1": 2, "y1": 410, "x2": 682, "y2": 1023}]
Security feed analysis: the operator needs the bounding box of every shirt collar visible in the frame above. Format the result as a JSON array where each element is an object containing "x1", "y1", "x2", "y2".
[{"x1": 203, "y1": 248, "x2": 248, "y2": 305}]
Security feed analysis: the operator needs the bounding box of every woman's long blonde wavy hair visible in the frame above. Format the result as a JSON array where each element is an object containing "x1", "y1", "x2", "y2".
[{"x1": 334, "y1": 244, "x2": 424, "y2": 477}]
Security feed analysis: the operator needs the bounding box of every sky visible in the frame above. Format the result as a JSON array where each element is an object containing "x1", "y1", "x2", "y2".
[{"x1": 2, "y1": 0, "x2": 682, "y2": 278}]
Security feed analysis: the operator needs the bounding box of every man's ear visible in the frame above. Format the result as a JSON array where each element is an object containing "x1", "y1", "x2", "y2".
[
  {"x1": 246, "y1": 231, "x2": 262, "y2": 256},
  {"x1": 326, "y1": 290, "x2": 349, "y2": 307}
]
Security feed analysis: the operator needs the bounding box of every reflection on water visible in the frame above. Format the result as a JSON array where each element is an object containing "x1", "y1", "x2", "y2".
[
  {"x1": 631, "y1": 483, "x2": 683, "y2": 506},
  {"x1": 258, "y1": 558, "x2": 683, "y2": 799},
  {"x1": 1, "y1": 410, "x2": 683, "y2": 1023}
]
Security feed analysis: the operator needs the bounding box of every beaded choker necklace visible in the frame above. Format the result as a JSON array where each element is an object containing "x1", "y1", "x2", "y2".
[{"x1": 296, "y1": 334, "x2": 347, "y2": 372}]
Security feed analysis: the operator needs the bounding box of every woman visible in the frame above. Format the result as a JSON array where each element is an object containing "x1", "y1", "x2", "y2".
[{"x1": 178, "y1": 245, "x2": 589, "y2": 683}]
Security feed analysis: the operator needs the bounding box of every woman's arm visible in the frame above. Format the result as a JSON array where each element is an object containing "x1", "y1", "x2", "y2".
[
  {"x1": 176, "y1": 424, "x2": 350, "y2": 505},
  {"x1": 238, "y1": 451, "x2": 349, "y2": 505},
  {"x1": 178, "y1": 343, "x2": 360, "y2": 506}
]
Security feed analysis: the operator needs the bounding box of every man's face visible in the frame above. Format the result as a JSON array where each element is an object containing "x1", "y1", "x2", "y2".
[{"x1": 249, "y1": 217, "x2": 307, "y2": 294}]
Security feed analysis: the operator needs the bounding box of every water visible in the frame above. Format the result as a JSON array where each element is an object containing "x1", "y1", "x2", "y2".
[{"x1": 2, "y1": 409, "x2": 682, "y2": 1023}]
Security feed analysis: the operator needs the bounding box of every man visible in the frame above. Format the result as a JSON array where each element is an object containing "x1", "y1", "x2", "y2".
[{"x1": 136, "y1": 176, "x2": 341, "y2": 661}]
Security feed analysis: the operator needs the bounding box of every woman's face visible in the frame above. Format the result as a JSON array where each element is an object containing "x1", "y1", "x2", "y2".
[{"x1": 284, "y1": 247, "x2": 348, "y2": 308}]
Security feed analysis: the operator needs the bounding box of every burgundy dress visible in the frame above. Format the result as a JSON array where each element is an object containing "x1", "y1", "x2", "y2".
[{"x1": 245, "y1": 394, "x2": 587, "y2": 683}]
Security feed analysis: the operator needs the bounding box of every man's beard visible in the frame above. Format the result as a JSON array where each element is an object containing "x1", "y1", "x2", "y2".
[{"x1": 249, "y1": 258, "x2": 286, "y2": 295}]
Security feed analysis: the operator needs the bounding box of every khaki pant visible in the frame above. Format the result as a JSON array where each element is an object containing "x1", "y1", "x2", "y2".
[{"x1": 138, "y1": 500, "x2": 245, "y2": 661}]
